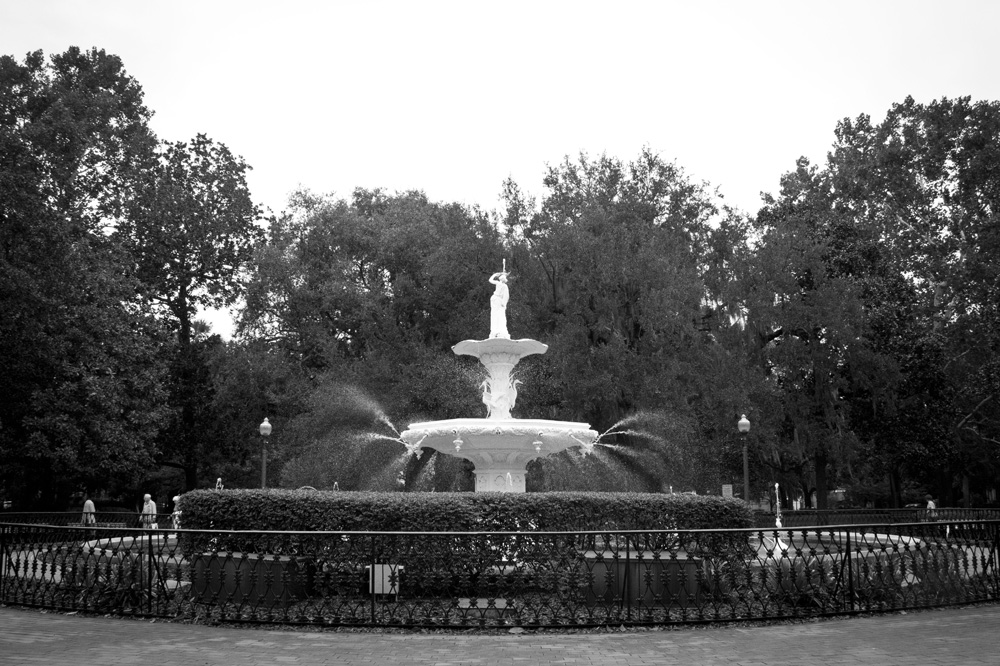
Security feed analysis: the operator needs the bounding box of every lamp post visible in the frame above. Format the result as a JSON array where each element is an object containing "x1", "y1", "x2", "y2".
[
  {"x1": 774, "y1": 482, "x2": 782, "y2": 528},
  {"x1": 738, "y1": 414, "x2": 750, "y2": 504},
  {"x1": 259, "y1": 418, "x2": 272, "y2": 489}
]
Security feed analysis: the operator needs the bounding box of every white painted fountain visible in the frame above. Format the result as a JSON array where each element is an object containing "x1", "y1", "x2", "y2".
[{"x1": 400, "y1": 267, "x2": 598, "y2": 492}]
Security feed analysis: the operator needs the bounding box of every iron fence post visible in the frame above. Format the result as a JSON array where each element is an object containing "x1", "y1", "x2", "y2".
[
  {"x1": 991, "y1": 523, "x2": 1000, "y2": 594},
  {"x1": 0, "y1": 523, "x2": 6, "y2": 602},
  {"x1": 370, "y1": 534, "x2": 376, "y2": 626},
  {"x1": 147, "y1": 527, "x2": 154, "y2": 615},
  {"x1": 625, "y1": 532, "x2": 631, "y2": 621},
  {"x1": 845, "y1": 529, "x2": 855, "y2": 612}
]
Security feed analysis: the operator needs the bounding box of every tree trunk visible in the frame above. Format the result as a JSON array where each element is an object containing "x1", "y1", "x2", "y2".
[
  {"x1": 184, "y1": 463, "x2": 198, "y2": 493},
  {"x1": 937, "y1": 464, "x2": 955, "y2": 507},
  {"x1": 778, "y1": 485, "x2": 792, "y2": 514},
  {"x1": 938, "y1": 467, "x2": 953, "y2": 507},
  {"x1": 888, "y1": 467, "x2": 902, "y2": 508},
  {"x1": 814, "y1": 451, "x2": 829, "y2": 509},
  {"x1": 175, "y1": 287, "x2": 199, "y2": 491}
]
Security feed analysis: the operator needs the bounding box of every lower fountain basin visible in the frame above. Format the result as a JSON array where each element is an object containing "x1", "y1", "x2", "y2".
[{"x1": 400, "y1": 418, "x2": 598, "y2": 492}]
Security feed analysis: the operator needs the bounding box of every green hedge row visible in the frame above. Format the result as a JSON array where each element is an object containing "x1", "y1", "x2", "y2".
[{"x1": 179, "y1": 489, "x2": 754, "y2": 533}]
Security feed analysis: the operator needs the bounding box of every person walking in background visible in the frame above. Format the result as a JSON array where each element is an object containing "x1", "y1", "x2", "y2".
[
  {"x1": 140, "y1": 493, "x2": 157, "y2": 528},
  {"x1": 82, "y1": 494, "x2": 96, "y2": 526},
  {"x1": 170, "y1": 495, "x2": 182, "y2": 530},
  {"x1": 925, "y1": 494, "x2": 938, "y2": 520}
]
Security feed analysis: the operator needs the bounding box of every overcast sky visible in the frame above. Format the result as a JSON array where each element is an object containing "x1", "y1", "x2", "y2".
[{"x1": 4, "y1": 0, "x2": 999, "y2": 335}]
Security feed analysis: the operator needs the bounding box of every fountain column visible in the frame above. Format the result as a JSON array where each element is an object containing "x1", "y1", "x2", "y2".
[
  {"x1": 476, "y1": 470, "x2": 525, "y2": 492},
  {"x1": 453, "y1": 338, "x2": 547, "y2": 420}
]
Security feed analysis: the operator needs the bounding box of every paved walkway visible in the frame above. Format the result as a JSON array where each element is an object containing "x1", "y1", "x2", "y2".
[{"x1": 1, "y1": 604, "x2": 997, "y2": 665}]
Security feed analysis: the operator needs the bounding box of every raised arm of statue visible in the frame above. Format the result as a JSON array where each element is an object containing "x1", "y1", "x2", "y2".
[{"x1": 489, "y1": 272, "x2": 509, "y2": 304}]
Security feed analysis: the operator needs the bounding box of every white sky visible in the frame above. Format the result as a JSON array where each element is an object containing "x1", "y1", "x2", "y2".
[{"x1": 4, "y1": 0, "x2": 999, "y2": 337}]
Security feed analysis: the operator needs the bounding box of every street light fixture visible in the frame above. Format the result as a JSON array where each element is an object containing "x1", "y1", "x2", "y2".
[
  {"x1": 738, "y1": 414, "x2": 751, "y2": 504},
  {"x1": 259, "y1": 417, "x2": 272, "y2": 489}
]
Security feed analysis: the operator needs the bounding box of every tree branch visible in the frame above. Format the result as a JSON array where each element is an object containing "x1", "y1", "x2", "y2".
[{"x1": 955, "y1": 393, "x2": 996, "y2": 431}]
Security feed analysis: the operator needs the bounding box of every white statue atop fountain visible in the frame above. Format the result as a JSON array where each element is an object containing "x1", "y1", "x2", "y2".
[
  {"x1": 400, "y1": 264, "x2": 597, "y2": 492},
  {"x1": 488, "y1": 270, "x2": 510, "y2": 339}
]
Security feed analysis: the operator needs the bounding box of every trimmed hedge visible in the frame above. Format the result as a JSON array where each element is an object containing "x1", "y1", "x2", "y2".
[{"x1": 178, "y1": 489, "x2": 754, "y2": 533}]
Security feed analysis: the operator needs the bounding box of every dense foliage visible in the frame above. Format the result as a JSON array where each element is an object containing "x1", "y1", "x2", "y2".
[
  {"x1": 738, "y1": 97, "x2": 1000, "y2": 507},
  {"x1": 0, "y1": 48, "x2": 169, "y2": 505},
  {"x1": 1, "y1": 47, "x2": 997, "y2": 510}
]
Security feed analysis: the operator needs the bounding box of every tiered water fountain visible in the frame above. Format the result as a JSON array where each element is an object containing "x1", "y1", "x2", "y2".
[{"x1": 400, "y1": 268, "x2": 598, "y2": 492}]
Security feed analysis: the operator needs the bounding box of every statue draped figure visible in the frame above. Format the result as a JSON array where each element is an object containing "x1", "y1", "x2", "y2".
[{"x1": 489, "y1": 271, "x2": 510, "y2": 339}]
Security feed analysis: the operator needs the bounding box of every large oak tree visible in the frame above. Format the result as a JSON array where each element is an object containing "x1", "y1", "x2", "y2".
[
  {"x1": 0, "y1": 48, "x2": 168, "y2": 506},
  {"x1": 117, "y1": 134, "x2": 262, "y2": 490}
]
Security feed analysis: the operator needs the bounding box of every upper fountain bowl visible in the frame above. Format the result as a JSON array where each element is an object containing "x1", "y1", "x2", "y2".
[{"x1": 452, "y1": 338, "x2": 548, "y2": 361}]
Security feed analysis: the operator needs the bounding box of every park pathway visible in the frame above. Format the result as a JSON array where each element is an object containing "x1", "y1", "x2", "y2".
[{"x1": 1, "y1": 604, "x2": 997, "y2": 665}]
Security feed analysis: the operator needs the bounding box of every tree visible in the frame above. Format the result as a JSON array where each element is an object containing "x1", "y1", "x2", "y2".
[
  {"x1": 117, "y1": 134, "x2": 263, "y2": 490},
  {"x1": 824, "y1": 97, "x2": 1000, "y2": 505},
  {"x1": 747, "y1": 97, "x2": 1000, "y2": 507},
  {"x1": 120, "y1": 134, "x2": 262, "y2": 344},
  {"x1": 0, "y1": 48, "x2": 167, "y2": 506},
  {"x1": 241, "y1": 188, "x2": 506, "y2": 364},
  {"x1": 196, "y1": 339, "x2": 311, "y2": 490},
  {"x1": 239, "y1": 188, "x2": 510, "y2": 490},
  {"x1": 742, "y1": 159, "x2": 884, "y2": 508},
  {"x1": 506, "y1": 149, "x2": 754, "y2": 492}
]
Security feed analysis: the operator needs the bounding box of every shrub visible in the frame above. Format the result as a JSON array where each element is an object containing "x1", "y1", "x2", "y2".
[
  {"x1": 178, "y1": 490, "x2": 754, "y2": 534},
  {"x1": 175, "y1": 490, "x2": 755, "y2": 598}
]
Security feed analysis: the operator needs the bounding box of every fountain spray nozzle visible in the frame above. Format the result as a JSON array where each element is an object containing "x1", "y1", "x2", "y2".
[
  {"x1": 570, "y1": 433, "x2": 598, "y2": 457},
  {"x1": 404, "y1": 434, "x2": 427, "y2": 459}
]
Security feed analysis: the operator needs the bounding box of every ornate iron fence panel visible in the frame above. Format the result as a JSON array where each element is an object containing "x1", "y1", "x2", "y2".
[
  {"x1": 2, "y1": 519, "x2": 997, "y2": 628},
  {"x1": 754, "y1": 508, "x2": 1000, "y2": 528}
]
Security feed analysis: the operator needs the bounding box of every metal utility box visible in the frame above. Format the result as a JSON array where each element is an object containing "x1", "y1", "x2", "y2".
[{"x1": 366, "y1": 563, "x2": 402, "y2": 596}]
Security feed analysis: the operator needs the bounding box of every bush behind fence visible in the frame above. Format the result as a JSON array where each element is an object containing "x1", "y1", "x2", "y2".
[{"x1": 1, "y1": 516, "x2": 997, "y2": 628}]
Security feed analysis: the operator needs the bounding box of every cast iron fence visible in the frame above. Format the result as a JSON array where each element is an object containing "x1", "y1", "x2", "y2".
[
  {"x1": 1, "y1": 516, "x2": 997, "y2": 628},
  {"x1": 0, "y1": 512, "x2": 175, "y2": 528},
  {"x1": 754, "y1": 508, "x2": 1000, "y2": 528}
]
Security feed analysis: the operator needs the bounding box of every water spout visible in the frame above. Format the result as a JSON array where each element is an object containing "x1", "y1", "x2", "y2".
[
  {"x1": 571, "y1": 433, "x2": 597, "y2": 457},
  {"x1": 367, "y1": 433, "x2": 408, "y2": 446},
  {"x1": 594, "y1": 427, "x2": 660, "y2": 443},
  {"x1": 404, "y1": 434, "x2": 426, "y2": 459}
]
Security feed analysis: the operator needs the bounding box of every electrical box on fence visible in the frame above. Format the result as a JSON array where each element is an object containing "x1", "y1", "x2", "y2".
[{"x1": 366, "y1": 564, "x2": 402, "y2": 596}]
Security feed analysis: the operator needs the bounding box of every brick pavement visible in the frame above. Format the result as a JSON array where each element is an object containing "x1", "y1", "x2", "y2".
[{"x1": 1, "y1": 605, "x2": 997, "y2": 665}]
